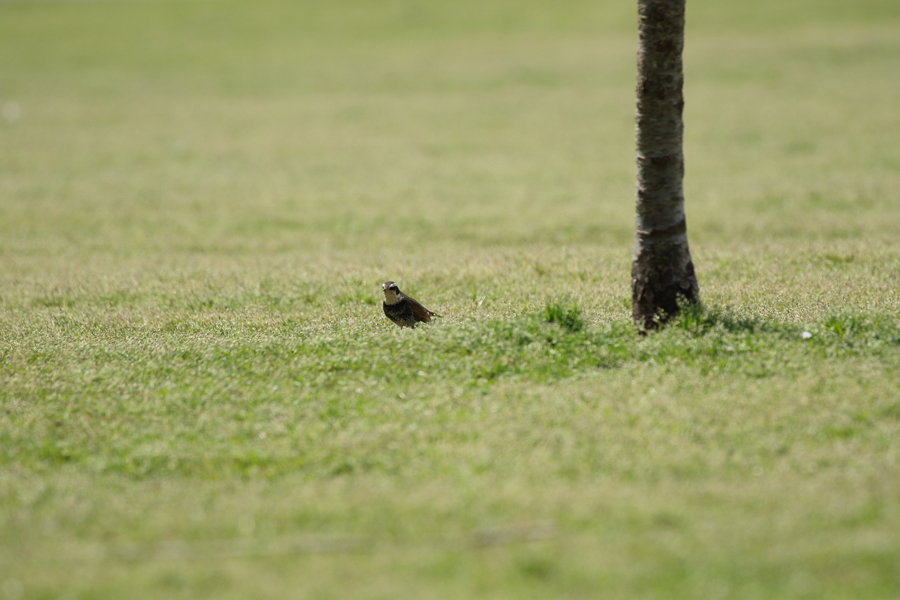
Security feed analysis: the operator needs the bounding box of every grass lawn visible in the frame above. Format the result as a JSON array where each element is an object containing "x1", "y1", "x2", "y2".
[{"x1": 2, "y1": 0, "x2": 900, "y2": 597}]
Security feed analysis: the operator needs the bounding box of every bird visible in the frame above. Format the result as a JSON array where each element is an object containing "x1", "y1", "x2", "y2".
[{"x1": 382, "y1": 281, "x2": 440, "y2": 328}]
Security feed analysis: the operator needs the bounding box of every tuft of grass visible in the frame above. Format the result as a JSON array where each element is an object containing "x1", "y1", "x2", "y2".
[{"x1": 543, "y1": 300, "x2": 584, "y2": 332}]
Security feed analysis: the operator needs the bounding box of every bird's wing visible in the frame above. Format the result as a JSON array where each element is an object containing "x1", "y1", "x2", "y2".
[{"x1": 407, "y1": 298, "x2": 437, "y2": 321}]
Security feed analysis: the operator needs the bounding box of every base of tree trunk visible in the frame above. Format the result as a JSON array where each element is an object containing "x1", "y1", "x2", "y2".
[{"x1": 632, "y1": 237, "x2": 699, "y2": 330}]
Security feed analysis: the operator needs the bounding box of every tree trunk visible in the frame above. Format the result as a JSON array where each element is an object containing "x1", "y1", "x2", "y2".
[{"x1": 632, "y1": 0, "x2": 699, "y2": 330}]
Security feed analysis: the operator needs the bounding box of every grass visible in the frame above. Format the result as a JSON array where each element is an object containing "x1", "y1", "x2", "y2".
[{"x1": 2, "y1": 0, "x2": 900, "y2": 598}]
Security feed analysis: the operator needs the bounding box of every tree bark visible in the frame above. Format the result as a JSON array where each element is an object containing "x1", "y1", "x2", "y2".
[{"x1": 632, "y1": 0, "x2": 699, "y2": 330}]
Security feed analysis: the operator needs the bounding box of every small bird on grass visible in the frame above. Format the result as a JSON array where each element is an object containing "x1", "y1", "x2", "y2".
[{"x1": 382, "y1": 281, "x2": 440, "y2": 328}]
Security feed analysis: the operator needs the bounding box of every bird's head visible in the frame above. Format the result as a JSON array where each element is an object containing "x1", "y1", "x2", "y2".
[{"x1": 382, "y1": 281, "x2": 402, "y2": 304}]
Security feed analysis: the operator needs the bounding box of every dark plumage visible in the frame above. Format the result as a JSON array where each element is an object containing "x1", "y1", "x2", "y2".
[{"x1": 382, "y1": 281, "x2": 440, "y2": 328}]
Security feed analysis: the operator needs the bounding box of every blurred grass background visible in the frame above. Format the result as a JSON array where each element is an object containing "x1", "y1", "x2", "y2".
[
  {"x1": 1, "y1": 0, "x2": 900, "y2": 598},
  {"x1": 2, "y1": 0, "x2": 898, "y2": 259}
]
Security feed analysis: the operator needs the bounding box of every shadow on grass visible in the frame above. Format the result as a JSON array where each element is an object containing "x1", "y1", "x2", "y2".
[{"x1": 669, "y1": 302, "x2": 773, "y2": 335}]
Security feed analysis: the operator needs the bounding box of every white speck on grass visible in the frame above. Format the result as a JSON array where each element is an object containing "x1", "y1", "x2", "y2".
[{"x1": 801, "y1": 331, "x2": 812, "y2": 340}]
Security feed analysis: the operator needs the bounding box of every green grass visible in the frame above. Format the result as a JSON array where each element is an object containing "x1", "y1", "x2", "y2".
[{"x1": 2, "y1": 0, "x2": 900, "y2": 598}]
